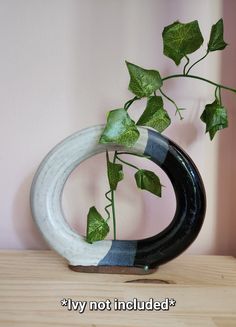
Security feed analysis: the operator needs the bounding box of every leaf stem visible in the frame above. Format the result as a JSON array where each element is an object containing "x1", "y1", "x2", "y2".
[
  {"x1": 115, "y1": 153, "x2": 140, "y2": 170},
  {"x1": 110, "y1": 190, "x2": 116, "y2": 239},
  {"x1": 183, "y1": 55, "x2": 190, "y2": 75},
  {"x1": 124, "y1": 96, "x2": 139, "y2": 111},
  {"x1": 111, "y1": 151, "x2": 118, "y2": 239},
  {"x1": 214, "y1": 86, "x2": 219, "y2": 101},
  {"x1": 113, "y1": 150, "x2": 117, "y2": 163},
  {"x1": 215, "y1": 86, "x2": 222, "y2": 105},
  {"x1": 186, "y1": 51, "x2": 209, "y2": 75},
  {"x1": 219, "y1": 87, "x2": 222, "y2": 105},
  {"x1": 162, "y1": 74, "x2": 236, "y2": 93},
  {"x1": 105, "y1": 151, "x2": 117, "y2": 238},
  {"x1": 116, "y1": 151, "x2": 151, "y2": 159},
  {"x1": 159, "y1": 88, "x2": 183, "y2": 120}
]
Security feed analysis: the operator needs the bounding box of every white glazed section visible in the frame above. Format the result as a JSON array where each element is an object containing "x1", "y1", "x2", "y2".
[{"x1": 30, "y1": 125, "x2": 148, "y2": 266}]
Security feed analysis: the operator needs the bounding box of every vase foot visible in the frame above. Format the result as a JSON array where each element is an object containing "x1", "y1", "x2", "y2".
[{"x1": 68, "y1": 265, "x2": 158, "y2": 275}]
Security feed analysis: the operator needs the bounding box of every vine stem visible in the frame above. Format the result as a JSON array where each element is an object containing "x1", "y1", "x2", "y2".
[
  {"x1": 105, "y1": 150, "x2": 117, "y2": 239},
  {"x1": 116, "y1": 151, "x2": 151, "y2": 159},
  {"x1": 214, "y1": 85, "x2": 223, "y2": 105},
  {"x1": 183, "y1": 55, "x2": 190, "y2": 75},
  {"x1": 104, "y1": 203, "x2": 112, "y2": 221},
  {"x1": 124, "y1": 96, "x2": 139, "y2": 111},
  {"x1": 115, "y1": 153, "x2": 139, "y2": 170},
  {"x1": 111, "y1": 189, "x2": 116, "y2": 239},
  {"x1": 186, "y1": 51, "x2": 209, "y2": 75},
  {"x1": 219, "y1": 87, "x2": 222, "y2": 105},
  {"x1": 104, "y1": 190, "x2": 112, "y2": 222},
  {"x1": 214, "y1": 86, "x2": 219, "y2": 100},
  {"x1": 111, "y1": 151, "x2": 117, "y2": 240},
  {"x1": 159, "y1": 88, "x2": 183, "y2": 120},
  {"x1": 162, "y1": 74, "x2": 236, "y2": 93},
  {"x1": 105, "y1": 189, "x2": 112, "y2": 202}
]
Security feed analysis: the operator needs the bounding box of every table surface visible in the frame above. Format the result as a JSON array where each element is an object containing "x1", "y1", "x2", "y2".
[{"x1": 0, "y1": 251, "x2": 235, "y2": 327}]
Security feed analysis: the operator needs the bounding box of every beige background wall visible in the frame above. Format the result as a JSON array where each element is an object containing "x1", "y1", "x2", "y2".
[{"x1": 0, "y1": 0, "x2": 235, "y2": 254}]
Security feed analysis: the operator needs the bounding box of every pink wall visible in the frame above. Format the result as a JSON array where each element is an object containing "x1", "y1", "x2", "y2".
[{"x1": 0, "y1": 0, "x2": 235, "y2": 254}]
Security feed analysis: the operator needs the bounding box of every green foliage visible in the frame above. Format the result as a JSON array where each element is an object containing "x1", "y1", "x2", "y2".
[
  {"x1": 84, "y1": 18, "x2": 235, "y2": 243},
  {"x1": 107, "y1": 154, "x2": 124, "y2": 191},
  {"x1": 208, "y1": 19, "x2": 227, "y2": 52},
  {"x1": 135, "y1": 169, "x2": 162, "y2": 197},
  {"x1": 126, "y1": 61, "x2": 162, "y2": 98},
  {"x1": 137, "y1": 96, "x2": 171, "y2": 133},
  {"x1": 200, "y1": 100, "x2": 228, "y2": 140},
  {"x1": 86, "y1": 206, "x2": 109, "y2": 243},
  {"x1": 99, "y1": 108, "x2": 140, "y2": 147},
  {"x1": 162, "y1": 20, "x2": 204, "y2": 65}
]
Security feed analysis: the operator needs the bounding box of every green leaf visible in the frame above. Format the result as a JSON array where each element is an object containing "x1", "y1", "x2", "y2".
[
  {"x1": 208, "y1": 19, "x2": 227, "y2": 52},
  {"x1": 200, "y1": 100, "x2": 228, "y2": 140},
  {"x1": 86, "y1": 206, "x2": 109, "y2": 243},
  {"x1": 162, "y1": 20, "x2": 204, "y2": 65},
  {"x1": 126, "y1": 61, "x2": 162, "y2": 98},
  {"x1": 136, "y1": 96, "x2": 171, "y2": 133},
  {"x1": 107, "y1": 154, "x2": 124, "y2": 190},
  {"x1": 135, "y1": 169, "x2": 162, "y2": 197},
  {"x1": 99, "y1": 108, "x2": 140, "y2": 147}
]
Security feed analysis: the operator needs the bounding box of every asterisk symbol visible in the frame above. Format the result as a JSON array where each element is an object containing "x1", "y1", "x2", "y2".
[
  {"x1": 169, "y1": 298, "x2": 176, "y2": 306},
  {"x1": 61, "y1": 298, "x2": 68, "y2": 306}
]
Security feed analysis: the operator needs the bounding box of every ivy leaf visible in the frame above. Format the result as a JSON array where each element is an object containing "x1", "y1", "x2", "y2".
[
  {"x1": 162, "y1": 20, "x2": 204, "y2": 65},
  {"x1": 136, "y1": 96, "x2": 171, "y2": 133},
  {"x1": 126, "y1": 61, "x2": 162, "y2": 98},
  {"x1": 200, "y1": 100, "x2": 228, "y2": 140},
  {"x1": 208, "y1": 19, "x2": 227, "y2": 52},
  {"x1": 135, "y1": 169, "x2": 162, "y2": 197},
  {"x1": 107, "y1": 153, "x2": 123, "y2": 190},
  {"x1": 99, "y1": 108, "x2": 140, "y2": 147},
  {"x1": 86, "y1": 206, "x2": 109, "y2": 243}
]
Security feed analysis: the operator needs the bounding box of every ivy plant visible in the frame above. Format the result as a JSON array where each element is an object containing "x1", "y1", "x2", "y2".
[{"x1": 85, "y1": 19, "x2": 236, "y2": 243}]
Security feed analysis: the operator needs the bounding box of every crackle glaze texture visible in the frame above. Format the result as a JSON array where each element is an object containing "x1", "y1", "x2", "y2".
[{"x1": 30, "y1": 125, "x2": 206, "y2": 269}]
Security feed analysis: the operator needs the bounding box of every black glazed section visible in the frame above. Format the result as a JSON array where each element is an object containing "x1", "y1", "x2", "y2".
[{"x1": 134, "y1": 129, "x2": 206, "y2": 268}]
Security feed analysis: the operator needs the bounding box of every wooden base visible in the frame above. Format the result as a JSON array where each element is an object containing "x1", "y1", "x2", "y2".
[{"x1": 68, "y1": 264, "x2": 157, "y2": 275}]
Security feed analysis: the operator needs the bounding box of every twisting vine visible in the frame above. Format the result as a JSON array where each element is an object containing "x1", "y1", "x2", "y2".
[{"x1": 85, "y1": 18, "x2": 236, "y2": 244}]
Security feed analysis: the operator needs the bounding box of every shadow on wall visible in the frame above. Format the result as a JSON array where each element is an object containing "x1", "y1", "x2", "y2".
[{"x1": 215, "y1": 0, "x2": 236, "y2": 255}]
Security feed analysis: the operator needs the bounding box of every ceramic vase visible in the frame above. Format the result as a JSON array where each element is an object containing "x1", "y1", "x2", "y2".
[{"x1": 30, "y1": 125, "x2": 206, "y2": 275}]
